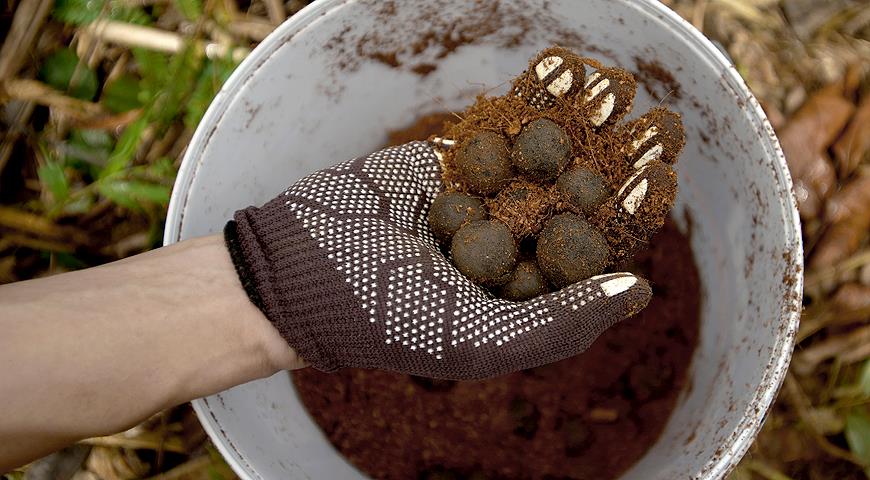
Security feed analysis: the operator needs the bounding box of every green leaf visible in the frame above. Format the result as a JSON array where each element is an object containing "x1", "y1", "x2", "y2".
[
  {"x1": 107, "y1": 2, "x2": 152, "y2": 24},
  {"x1": 101, "y1": 117, "x2": 148, "y2": 178},
  {"x1": 72, "y1": 128, "x2": 114, "y2": 151},
  {"x1": 54, "y1": 252, "x2": 89, "y2": 270},
  {"x1": 98, "y1": 179, "x2": 170, "y2": 209},
  {"x1": 154, "y1": 45, "x2": 204, "y2": 126},
  {"x1": 53, "y1": 0, "x2": 102, "y2": 24},
  {"x1": 143, "y1": 157, "x2": 176, "y2": 181},
  {"x1": 62, "y1": 194, "x2": 95, "y2": 215},
  {"x1": 207, "y1": 467, "x2": 226, "y2": 480},
  {"x1": 37, "y1": 161, "x2": 69, "y2": 202},
  {"x1": 184, "y1": 59, "x2": 235, "y2": 129},
  {"x1": 53, "y1": 0, "x2": 152, "y2": 25},
  {"x1": 132, "y1": 48, "x2": 170, "y2": 100},
  {"x1": 102, "y1": 75, "x2": 143, "y2": 112},
  {"x1": 39, "y1": 49, "x2": 99, "y2": 100},
  {"x1": 845, "y1": 409, "x2": 870, "y2": 471},
  {"x1": 64, "y1": 129, "x2": 113, "y2": 177},
  {"x1": 174, "y1": 0, "x2": 202, "y2": 20},
  {"x1": 133, "y1": 48, "x2": 170, "y2": 80},
  {"x1": 859, "y1": 360, "x2": 870, "y2": 398},
  {"x1": 125, "y1": 181, "x2": 170, "y2": 204}
]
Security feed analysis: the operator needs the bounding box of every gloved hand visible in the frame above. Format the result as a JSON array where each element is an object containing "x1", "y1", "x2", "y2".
[
  {"x1": 225, "y1": 140, "x2": 649, "y2": 380},
  {"x1": 224, "y1": 48, "x2": 680, "y2": 380}
]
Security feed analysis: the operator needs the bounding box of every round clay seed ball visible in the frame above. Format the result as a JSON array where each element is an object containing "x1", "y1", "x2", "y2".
[
  {"x1": 451, "y1": 220, "x2": 518, "y2": 287},
  {"x1": 454, "y1": 131, "x2": 513, "y2": 196},
  {"x1": 556, "y1": 166, "x2": 610, "y2": 215},
  {"x1": 501, "y1": 260, "x2": 548, "y2": 301},
  {"x1": 536, "y1": 213, "x2": 610, "y2": 288},
  {"x1": 511, "y1": 118, "x2": 572, "y2": 181},
  {"x1": 513, "y1": 46, "x2": 586, "y2": 110},
  {"x1": 621, "y1": 106, "x2": 686, "y2": 168},
  {"x1": 582, "y1": 67, "x2": 637, "y2": 127},
  {"x1": 428, "y1": 192, "x2": 486, "y2": 243}
]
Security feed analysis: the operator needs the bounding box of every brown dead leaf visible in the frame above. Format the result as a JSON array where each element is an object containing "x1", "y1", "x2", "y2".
[
  {"x1": 761, "y1": 99, "x2": 786, "y2": 130},
  {"x1": 833, "y1": 96, "x2": 870, "y2": 179},
  {"x1": 70, "y1": 471, "x2": 100, "y2": 480},
  {"x1": 778, "y1": 84, "x2": 855, "y2": 219},
  {"x1": 810, "y1": 172, "x2": 870, "y2": 269},
  {"x1": 804, "y1": 407, "x2": 845, "y2": 436},
  {"x1": 85, "y1": 446, "x2": 149, "y2": 480},
  {"x1": 793, "y1": 325, "x2": 870, "y2": 375},
  {"x1": 71, "y1": 109, "x2": 142, "y2": 130},
  {"x1": 825, "y1": 171, "x2": 870, "y2": 223},
  {"x1": 23, "y1": 445, "x2": 91, "y2": 480},
  {"x1": 0, "y1": 205, "x2": 91, "y2": 245},
  {"x1": 832, "y1": 283, "x2": 870, "y2": 314},
  {"x1": 80, "y1": 430, "x2": 187, "y2": 454},
  {"x1": 810, "y1": 221, "x2": 869, "y2": 271},
  {"x1": 842, "y1": 63, "x2": 862, "y2": 99}
]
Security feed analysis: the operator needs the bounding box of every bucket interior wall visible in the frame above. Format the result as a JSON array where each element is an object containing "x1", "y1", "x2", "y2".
[{"x1": 164, "y1": 1, "x2": 801, "y2": 478}]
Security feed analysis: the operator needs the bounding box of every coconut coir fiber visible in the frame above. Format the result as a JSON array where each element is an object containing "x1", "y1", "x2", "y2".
[{"x1": 290, "y1": 116, "x2": 701, "y2": 480}]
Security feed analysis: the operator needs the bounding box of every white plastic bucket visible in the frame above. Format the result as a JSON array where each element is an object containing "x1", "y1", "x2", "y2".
[{"x1": 163, "y1": 0, "x2": 803, "y2": 478}]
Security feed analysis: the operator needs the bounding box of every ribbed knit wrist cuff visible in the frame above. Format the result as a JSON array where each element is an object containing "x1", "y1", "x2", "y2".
[
  {"x1": 225, "y1": 198, "x2": 341, "y2": 372},
  {"x1": 224, "y1": 220, "x2": 266, "y2": 313}
]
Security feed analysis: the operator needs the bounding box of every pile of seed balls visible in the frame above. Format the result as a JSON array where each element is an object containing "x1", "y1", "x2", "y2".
[{"x1": 427, "y1": 47, "x2": 685, "y2": 301}]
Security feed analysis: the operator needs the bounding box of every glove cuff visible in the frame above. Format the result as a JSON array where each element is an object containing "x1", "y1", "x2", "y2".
[
  {"x1": 224, "y1": 220, "x2": 266, "y2": 313},
  {"x1": 224, "y1": 197, "x2": 365, "y2": 373}
]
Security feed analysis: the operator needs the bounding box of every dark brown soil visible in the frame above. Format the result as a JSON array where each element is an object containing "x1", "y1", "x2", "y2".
[
  {"x1": 387, "y1": 112, "x2": 458, "y2": 146},
  {"x1": 292, "y1": 218, "x2": 700, "y2": 480},
  {"x1": 633, "y1": 57, "x2": 683, "y2": 101},
  {"x1": 323, "y1": 1, "x2": 588, "y2": 80}
]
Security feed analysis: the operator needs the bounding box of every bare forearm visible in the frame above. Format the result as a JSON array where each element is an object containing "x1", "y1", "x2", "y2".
[{"x1": 0, "y1": 234, "x2": 303, "y2": 471}]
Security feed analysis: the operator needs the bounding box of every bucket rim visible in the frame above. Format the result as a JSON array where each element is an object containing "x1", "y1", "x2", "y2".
[{"x1": 164, "y1": 1, "x2": 804, "y2": 479}]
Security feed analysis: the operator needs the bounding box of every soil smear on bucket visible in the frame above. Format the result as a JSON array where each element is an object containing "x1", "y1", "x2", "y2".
[{"x1": 291, "y1": 115, "x2": 701, "y2": 480}]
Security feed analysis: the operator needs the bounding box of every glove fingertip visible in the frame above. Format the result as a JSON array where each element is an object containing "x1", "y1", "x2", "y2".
[{"x1": 597, "y1": 273, "x2": 652, "y2": 320}]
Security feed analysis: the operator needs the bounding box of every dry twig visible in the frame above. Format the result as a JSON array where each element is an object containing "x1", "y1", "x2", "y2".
[{"x1": 1, "y1": 79, "x2": 108, "y2": 117}]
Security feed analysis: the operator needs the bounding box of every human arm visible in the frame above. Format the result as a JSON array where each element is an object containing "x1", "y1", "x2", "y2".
[{"x1": 0, "y1": 234, "x2": 304, "y2": 472}]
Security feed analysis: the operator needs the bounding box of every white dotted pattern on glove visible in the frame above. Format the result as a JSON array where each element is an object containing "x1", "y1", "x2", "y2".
[{"x1": 282, "y1": 142, "x2": 634, "y2": 360}]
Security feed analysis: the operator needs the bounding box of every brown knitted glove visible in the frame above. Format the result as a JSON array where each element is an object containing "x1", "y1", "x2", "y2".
[{"x1": 225, "y1": 141, "x2": 651, "y2": 380}]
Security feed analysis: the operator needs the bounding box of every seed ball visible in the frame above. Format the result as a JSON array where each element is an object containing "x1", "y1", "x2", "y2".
[
  {"x1": 427, "y1": 192, "x2": 486, "y2": 243},
  {"x1": 556, "y1": 166, "x2": 610, "y2": 215},
  {"x1": 451, "y1": 220, "x2": 518, "y2": 287},
  {"x1": 501, "y1": 260, "x2": 548, "y2": 301},
  {"x1": 512, "y1": 46, "x2": 586, "y2": 110},
  {"x1": 454, "y1": 131, "x2": 513, "y2": 196},
  {"x1": 487, "y1": 181, "x2": 557, "y2": 238},
  {"x1": 620, "y1": 106, "x2": 686, "y2": 168},
  {"x1": 597, "y1": 160, "x2": 678, "y2": 262},
  {"x1": 511, "y1": 119, "x2": 572, "y2": 182},
  {"x1": 582, "y1": 67, "x2": 637, "y2": 127},
  {"x1": 536, "y1": 213, "x2": 610, "y2": 288}
]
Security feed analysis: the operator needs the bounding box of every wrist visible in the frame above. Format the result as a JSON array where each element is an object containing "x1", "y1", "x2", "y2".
[
  {"x1": 212, "y1": 231, "x2": 307, "y2": 373},
  {"x1": 161, "y1": 235, "x2": 305, "y2": 406}
]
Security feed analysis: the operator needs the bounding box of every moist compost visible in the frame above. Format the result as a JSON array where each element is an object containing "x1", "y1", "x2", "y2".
[
  {"x1": 291, "y1": 116, "x2": 701, "y2": 480},
  {"x1": 292, "y1": 220, "x2": 699, "y2": 480}
]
